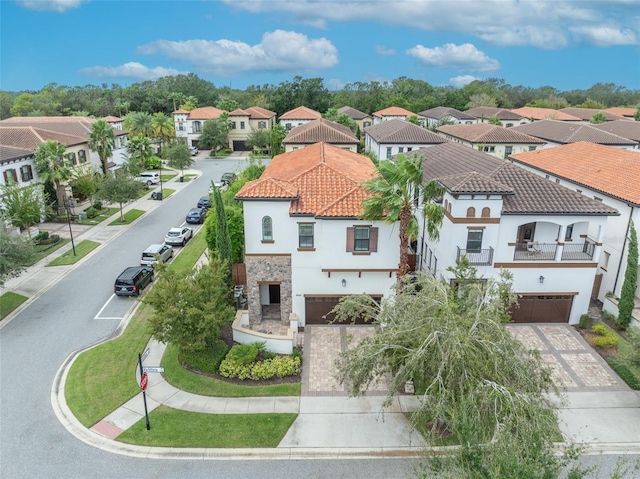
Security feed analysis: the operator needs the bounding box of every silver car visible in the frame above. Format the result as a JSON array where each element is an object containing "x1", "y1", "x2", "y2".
[
  {"x1": 140, "y1": 243, "x2": 173, "y2": 267},
  {"x1": 164, "y1": 227, "x2": 193, "y2": 246}
]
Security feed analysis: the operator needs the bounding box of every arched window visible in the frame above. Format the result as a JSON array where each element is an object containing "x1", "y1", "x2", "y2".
[
  {"x1": 481, "y1": 207, "x2": 490, "y2": 218},
  {"x1": 466, "y1": 207, "x2": 476, "y2": 217},
  {"x1": 262, "y1": 216, "x2": 273, "y2": 241},
  {"x1": 444, "y1": 199, "x2": 449, "y2": 210},
  {"x1": 447, "y1": 202, "x2": 452, "y2": 213}
]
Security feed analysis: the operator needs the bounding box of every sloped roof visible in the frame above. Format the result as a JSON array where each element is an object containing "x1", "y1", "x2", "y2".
[
  {"x1": 436, "y1": 123, "x2": 545, "y2": 144},
  {"x1": 511, "y1": 107, "x2": 581, "y2": 121},
  {"x1": 236, "y1": 142, "x2": 378, "y2": 218},
  {"x1": 337, "y1": 106, "x2": 370, "y2": 120},
  {"x1": 413, "y1": 142, "x2": 618, "y2": 215},
  {"x1": 605, "y1": 107, "x2": 637, "y2": 118},
  {"x1": 419, "y1": 106, "x2": 476, "y2": 121},
  {"x1": 438, "y1": 172, "x2": 514, "y2": 195},
  {"x1": 464, "y1": 107, "x2": 524, "y2": 121},
  {"x1": 0, "y1": 116, "x2": 127, "y2": 138},
  {"x1": 592, "y1": 120, "x2": 640, "y2": 142},
  {"x1": 365, "y1": 118, "x2": 445, "y2": 144},
  {"x1": 510, "y1": 142, "x2": 640, "y2": 206},
  {"x1": 0, "y1": 145, "x2": 34, "y2": 163},
  {"x1": 372, "y1": 106, "x2": 422, "y2": 118},
  {"x1": 511, "y1": 119, "x2": 637, "y2": 146},
  {"x1": 104, "y1": 115, "x2": 123, "y2": 122},
  {"x1": 186, "y1": 106, "x2": 225, "y2": 120},
  {"x1": 0, "y1": 126, "x2": 88, "y2": 150},
  {"x1": 279, "y1": 106, "x2": 322, "y2": 120},
  {"x1": 283, "y1": 118, "x2": 358, "y2": 144},
  {"x1": 559, "y1": 107, "x2": 625, "y2": 122},
  {"x1": 228, "y1": 106, "x2": 276, "y2": 119}
]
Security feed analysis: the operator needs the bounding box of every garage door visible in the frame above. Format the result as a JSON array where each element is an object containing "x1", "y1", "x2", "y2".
[
  {"x1": 232, "y1": 140, "x2": 248, "y2": 151},
  {"x1": 510, "y1": 295, "x2": 573, "y2": 323}
]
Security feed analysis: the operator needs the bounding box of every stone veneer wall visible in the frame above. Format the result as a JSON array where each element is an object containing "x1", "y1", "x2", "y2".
[{"x1": 245, "y1": 255, "x2": 292, "y2": 326}]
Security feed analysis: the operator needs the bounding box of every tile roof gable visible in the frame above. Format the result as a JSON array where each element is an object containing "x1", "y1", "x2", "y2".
[
  {"x1": 511, "y1": 120, "x2": 637, "y2": 145},
  {"x1": 436, "y1": 123, "x2": 545, "y2": 144},
  {"x1": 279, "y1": 106, "x2": 322, "y2": 120},
  {"x1": 284, "y1": 118, "x2": 358, "y2": 144},
  {"x1": 365, "y1": 118, "x2": 446, "y2": 144},
  {"x1": 372, "y1": 106, "x2": 422, "y2": 118}
]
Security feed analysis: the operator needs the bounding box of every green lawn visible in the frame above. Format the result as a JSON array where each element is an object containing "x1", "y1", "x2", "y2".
[
  {"x1": 108, "y1": 209, "x2": 145, "y2": 225},
  {"x1": 0, "y1": 292, "x2": 28, "y2": 320},
  {"x1": 77, "y1": 207, "x2": 119, "y2": 225},
  {"x1": 47, "y1": 240, "x2": 100, "y2": 266},
  {"x1": 158, "y1": 188, "x2": 174, "y2": 198},
  {"x1": 30, "y1": 238, "x2": 71, "y2": 264},
  {"x1": 170, "y1": 229, "x2": 207, "y2": 274},
  {"x1": 116, "y1": 406, "x2": 296, "y2": 448},
  {"x1": 160, "y1": 173, "x2": 177, "y2": 182}
]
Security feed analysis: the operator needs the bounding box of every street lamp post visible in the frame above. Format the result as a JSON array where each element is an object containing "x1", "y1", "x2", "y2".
[
  {"x1": 159, "y1": 160, "x2": 163, "y2": 201},
  {"x1": 64, "y1": 200, "x2": 76, "y2": 256}
]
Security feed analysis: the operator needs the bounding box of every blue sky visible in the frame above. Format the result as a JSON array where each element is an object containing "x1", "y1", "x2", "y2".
[{"x1": 1, "y1": 0, "x2": 639, "y2": 93}]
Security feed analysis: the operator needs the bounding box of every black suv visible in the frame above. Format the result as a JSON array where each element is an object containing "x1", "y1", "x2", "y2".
[
  {"x1": 197, "y1": 196, "x2": 211, "y2": 208},
  {"x1": 114, "y1": 266, "x2": 154, "y2": 296},
  {"x1": 220, "y1": 172, "x2": 237, "y2": 186}
]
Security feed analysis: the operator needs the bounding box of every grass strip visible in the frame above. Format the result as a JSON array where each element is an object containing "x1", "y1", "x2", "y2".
[
  {"x1": 116, "y1": 406, "x2": 296, "y2": 448},
  {"x1": 30, "y1": 238, "x2": 70, "y2": 264},
  {"x1": 161, "y1": 342, "x2": 301, "y2": 397},
  {"x1": 0, "y1": 292, "x2": 28, "y2": 320},
  {"x1": 160, "y1": 173, "x2": 177, "y2": 182},
  {"x1": 47, "y1": 240, "x2": 100, "y2": 266},
  {"x1": 77, "y1": 207, "x2": 119, "y2": 225},
  {"x1": 108, "y1": 209, "x2": 145, "y2": 226},
  {"x1": 158, "y1": 188, "x2": 174, "y2": 198},
  {"x1": 169, "y1": 229, "x2": 207, "y2": 274}
]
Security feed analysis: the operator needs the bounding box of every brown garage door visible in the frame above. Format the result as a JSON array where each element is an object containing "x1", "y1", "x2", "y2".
[
  {"x1": 232, "y1": 140, "x2": 248, "y2": 151},
  {"x1": 510, "y1": 295, "x2": 574, "y2": 323}
]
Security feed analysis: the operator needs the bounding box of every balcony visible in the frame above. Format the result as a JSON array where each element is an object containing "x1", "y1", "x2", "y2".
[
  {"x1": 561, "y1": 240, "x2": 595, "y2": 260},
  {"x1": 457, "y1": 247, "x2": 494, "y2": 266},
  {"x1": 513, "y1": 242, "x2": 557, "y2": 260}
]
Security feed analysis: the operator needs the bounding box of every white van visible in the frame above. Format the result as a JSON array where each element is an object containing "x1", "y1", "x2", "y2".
[
  {"x1": 140, "y1": 243, "x2": 173, "y2": 267},
  {"x1": 135, "y1": 172, "x2": 160, "y2": 185}
]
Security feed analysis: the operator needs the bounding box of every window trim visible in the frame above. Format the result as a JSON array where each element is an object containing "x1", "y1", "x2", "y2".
[
  {"x1": 466, "y1": 228, "x2": 484, "y2": 253},
  {"x1": 262, "y1": 216, "x2": 273, "y2": 242},
  {"x1": 298, "y1": 223, "x2": 314, "y2": 249}
]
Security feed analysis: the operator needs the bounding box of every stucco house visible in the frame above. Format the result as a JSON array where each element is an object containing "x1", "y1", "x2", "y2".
[
  {"x1": 413, "y1": 141, "x2": 618, "y2": 325},
  {"x1": 173, "y1": 106, "x2": 225, "y2": 149},
  {"x1": 435, "y1": 123, "x2": 545, "y2": 159},
  {"x1": 372, "y1": 106, "x2": 423, "y2": 125},
  {"x1": 558, "y1": 107, "x2": 626, "y2": 123},
  {"x1": 364, "y1": 118, "x2": 445, "y2": 159},
  {"x1": 278, "y1": 106, "x2": 322, "y2": 131},
  {"x1": 593, "y1": 120, "x2": 640, "y2": 147},
  {"x1": 419, "y1": 106, "x2": 477, "y2": 128},
  {"x1": 511, "y1": 120, "x2": 638, "y2": 150},
  {"x1": 337, "y1": 106, "x2": 373, "y2": 133},
  {"x1": 227, "y1": 106, "x2": 277, "y2": 151},
  {"x1": 464, "y1": 107, "x2": 528, "y2": 127},
  {"x1": 235, "y1": 142, "x2": 400, "y2": 328},
  {"x1": 283, "y1": 118, "x2": 359, "y2": 152},
  {"x1": 509, "y1": 142, "x2": 640, "y2": 326},
  {"x1": 510, "y1": 107, "x2": 582, "y2": 122}
]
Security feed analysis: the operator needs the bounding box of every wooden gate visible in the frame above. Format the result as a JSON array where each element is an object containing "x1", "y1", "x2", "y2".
[{"x1": 232, "y1": 263, "x2": 246, "y2": 287}]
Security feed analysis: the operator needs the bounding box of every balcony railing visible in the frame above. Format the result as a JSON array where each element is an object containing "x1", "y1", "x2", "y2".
[
  {"x1": 561, "y1": 240, "x2": 595, "y2": 260},
  {"x1": 457, "y1": 247, "x2": 494, "y2": 266},
  {"x1": 513, "y1": 242, "x2": 557, "y2": 261}
]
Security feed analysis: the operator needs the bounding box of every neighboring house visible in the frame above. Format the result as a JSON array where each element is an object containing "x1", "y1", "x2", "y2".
[
  {"x1": 235, "y1": 142, "x2": 400, "y2": 328},
  {"x1": 511, "y1": 107, "x2": 582, "y2": 122},
  {"x1": 364, "y1": 118, "x2": 445, "y2": 160},
  {"x1": 283, "y1": 118, "x2": 359, "y2": 152},
  {"x1": 511, "y1": 120, "x2": 638, "y2": 150},
  {"x1": 104, "y1": 115, "x2": 124, "y2": 130},
  {"x1": 558, "y1": 107, "x2": 626, "y2": 123},
  {"x1": 372, "y1": 106, "x2": 424, "y2": 125},
  {"x1": 413, "y1": 141, "x2": 618, "y2": 325},
  {"x1": 605, "y1": 107, "x2": 638, "y2": 120},
  {"x1": 278, "y1": 106, "x2": 322, "y2": 131},
  {"x1": 419, "y1": 106, "x2": 477, "y2": 127},
  {"x1": 464, "y1": 107, "x2": 528, "y2": 127},
  {"x1": 509, "y1": 142, "x2": 640, "y2": 326},
  {"x1": 435, "y1": 123, "x2": 545, "y2": 159},
  {"x1": 173, "y1": 106, "x2": 225, "y2": 148},
  {"x1": 227, "y1": 106, "x2": 277, "y2": 151},
  {"x1": 337, "y1": 106, "x2": 373, "y2": 133},
  {"x1": 592, "y1": 120, "x2": 640, "y2": 147},
  {"x1": 0, "y1": 145, "x2": 37, "y2": 190}
]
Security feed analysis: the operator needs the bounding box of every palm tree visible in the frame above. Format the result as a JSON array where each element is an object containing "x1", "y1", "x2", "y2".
[
  {"x1": 126, "y1": 134, "x2": 153, "y2": 176},
  {"x1": 35, "y1": 140, "x2": 73, "y2": 215},
  {"x1": 151, "y1": 112, "x2": 175, "y2": 149},
  {"x1": 168, "y1": 92, "x2": 185, "y2": 111},
  {"x1": 88, "y1": 119, "x2": 115, "y2": 174},
  {"x1": 361, "y1": 153, "x2": 444, "y2": 277},
  {"x1": 125, "y1": 112, "x2": 154, "y2": 138}
]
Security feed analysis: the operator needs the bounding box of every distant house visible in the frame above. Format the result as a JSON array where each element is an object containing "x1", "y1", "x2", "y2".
[
  {"x1": 173, "y1": 106, "x2": 226, "y2": 149},
  {"x1": 464, "y1": 107, "x2": 528, "y2": 127},
  {"x1": 435, "y1": 123, "x2": 545, "y2": 159},
  {"x1": 605, "y1": 107, "x2": 638, "y2": 120},
  {"x1": 228, "y1": 107, "x2": 277, "y2": 151},
  {"x1": 279, "y1": 106, "x2": 322, "y2": 131},
  {"x1": 372, "y1": 106, "x2": 423, "y2": 125},
  {"x1": 283, "y1": 118, "x2": 359, "y2": 152},
  {"x1": 511, "y1": 107, "x2": 582, "y2": 122},
  {"x1": 419, "y1": 106, "x2": 477, "y2": 128},
  {"x1": 559, "y1": 107, "x2": 626, "y2": 123},
  {"x1": 592, "y1": 120, "x2": 640, "y2": 147},
  {"x1": 337, "y1": 106, "x2": 373, "y2": 133},
  {"x1": 511, "y1": 120, "x2": 638, "y2": 150},
  {"x1": 104, "y1": 115, "x2": 124, "y2": 130},
  {"x1": 509, "y1": 142, "x2": 640, "y2": 326},
  {"x1": 364, "y1": 118, "x2": 445, "y2": 159}
]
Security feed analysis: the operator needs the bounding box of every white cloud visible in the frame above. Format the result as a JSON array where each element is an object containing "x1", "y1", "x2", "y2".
[
  {"x1": 137, "y1": 30, "x2": 338, "y2": 75},
  {"x1": 449, "y1": 75, "x2": 480, "y2": 88},
  {"x1": 375, "y1": 46, "x2": 396, "y2": 56},
  {"x1": 570, "y1": 26, "x2": 637, "y2": 46},
  {"x1": 79, "y1": 62, "x2": 186, "y2": 81},
  {"x1": 407, "y1": 43, "x2": 500, "y2": 72},
  {"x1": 17, "y1": 0, "x2": 87, "y2": 12}
]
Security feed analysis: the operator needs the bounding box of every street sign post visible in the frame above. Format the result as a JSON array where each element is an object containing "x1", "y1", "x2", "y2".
[
  {"x1": 140, "y1": 348, "x2": 150, "y2": 363},
  {"x1": 142, "y1": 366, "x2": 164, "y2": 373},
  {"x1": 138, "y1": 352, "x2": 151, "y2": 430}
]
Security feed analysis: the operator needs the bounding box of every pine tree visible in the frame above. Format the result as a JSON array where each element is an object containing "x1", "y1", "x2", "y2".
[
  {"x1": 212, "y1": 184, "x2": 232, "y2": 275},
  {"x1": 617, "y1": 221, "x2": 638, "y2": 330}
]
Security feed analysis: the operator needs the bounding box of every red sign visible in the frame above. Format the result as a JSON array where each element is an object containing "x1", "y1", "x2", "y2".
[{"x1": 140, "y1": 372, "x2": 148, "y2": 391}]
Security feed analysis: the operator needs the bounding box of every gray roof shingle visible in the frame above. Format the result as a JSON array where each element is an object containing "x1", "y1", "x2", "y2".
[
  {"x1": 511, "y1": 120, "x2": 638, "y2": 146},
  {"x1": 436, "y1": 123, "x2": 545, "y2": 144},
  {"x1": 365, "y1": 119, "x2": 445, "y2": 144},
  {"x1": 419, "y1": 106, "x2": 476, "y2": 121},
  {"x1": 283, "y1": 118, "x2": 358, "y2": 144}
]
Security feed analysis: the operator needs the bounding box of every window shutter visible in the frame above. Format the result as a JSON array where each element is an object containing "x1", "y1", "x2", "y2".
[
  {"x1": 346, "y1": 227, "x2": 354, "y2": 252},
  {"x1": 28, "y1": 165, "x2": 33, "y2": 180},
  {"x1": 3, "y1": 171, "x2": 9, "y2": 184},
  {"x1": 21, "y1": 167, "x2": 26, "y2": 182},
  {"x1": 370, "y1": 227, "x2": 378, "y2": 252}
]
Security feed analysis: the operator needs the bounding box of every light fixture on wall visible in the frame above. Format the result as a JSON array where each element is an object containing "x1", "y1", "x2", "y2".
[
  {"x1": 266, "y1": 264, "x2": 271, "y2": 271},
  {"x1": 539, "y1": 275, "x2": 545, "y2": 283},
  {"x1": 341, "y1": 279, "x2": 347, "y2": 287}
]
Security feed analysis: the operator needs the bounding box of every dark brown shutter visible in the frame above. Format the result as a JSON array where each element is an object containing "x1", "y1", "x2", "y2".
[
  {"x1": 346, "y1": 227, "x2": 354, "y2": 252},
  {"x1": 3, "y1": 171, "x2": 9, "y2": 184},
  {"x1": 370, "y1": 227, "x2": 378, "y2": 252},
  {"x1": 28, "y1": 165, "x2": 33, "y2": 180}
]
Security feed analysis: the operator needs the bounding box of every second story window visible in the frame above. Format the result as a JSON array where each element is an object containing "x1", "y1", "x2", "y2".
[
  {"x1": 354, "y1": 226, "x2": 370, "y2": 251},
  {"x1": 346, "y1": 226, "x2": 378, "y2": 253},
  {"x1": 3, "y1": 168, "x2": 18, "y2": 184},
  {"x1": 20, "y1": 165, "x2": 34, "y2": 181},
  {"x1": 565, "y1": 224, "x2": 574, "y2": 240},
  {"x1": 466, "y1": 229, "x2": 483, "y2": 253},
  {"x1": 386, "y1": 147, "x2": 392, "y2": 159},
  {"x1": 231, "y1": 122, "x2": 237, "y2": 129},
  {"x1": 193, "y1": 121, "x2": 202, "y2": 132},
  {"x1": 240, "y1": 121, "x2": 245, "y2": 129},
  {"x1": 298, "y1": 224, "x2": 314, "y2": 249},
  {"x1": 78, "y1": 149, "x2": 86, "y2": 163},
  {"x1": 262, "y1": 216, "x2": 273, "y2": 241},
  {"x1": 258, "y1": 121, "x2": 266, "y2": 129}
]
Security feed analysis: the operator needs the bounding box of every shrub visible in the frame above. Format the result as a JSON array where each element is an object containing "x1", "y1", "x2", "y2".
[
  {"x1": 603, "y1": 310, "x2": 617, "y2": 323},
  {"x1": 145, "y1": 156, "x2": 162, "y2": 170},
  {"x1": 608, "y1": 359, "x2": 640, "y2": 390},
  {"x1": 291, "y1": 347, "x2": 303, "y2": 361},
  {"x1": 225, "y1": 342, "x2": 264, "y2": 366},
  {"x1": 219, "y1": 355, "x2": 301, "y2": 380},
  {"x1": 35, "y1": 231, "x2": 49, "y2": 241},
  {"x1": 578, "y1": 314, "x2": 590, "y2": 329},
  {"x1": 92, "y1": 201, "x2": 103, "y2": 210},
  {"x1": 84, "y1": 207, "x2": 97, "y2": 218},
  {"x1": 591, "y1": 324, "x2": 607, "y2": 335},
  {"x1": 178, "y1": 339, "x2": 229, "y2": 374},
  {"x1": 594, "y1": 333, "x2": 618, "y2": 349}
]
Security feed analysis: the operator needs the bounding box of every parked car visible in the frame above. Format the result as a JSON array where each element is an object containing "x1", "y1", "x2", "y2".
[
  {"x1": 220, "y1": 172, "x2": 237, "y2": 186},
  {"x1": 186, "y1": 207, "x2": 208, "y2": 224},
  {"x1": 197, "y1": 196, "x2": 211, "y2": 208},
  {"x1": 135, "y1": 172, "x2": 160, "y2": 186},
  {"x1": 164, "y1": 226, "x2": 193, "y2": 246},
  {"x1": 209, "y1": 180, "x2": 225, "y2": 193},
  {"x1": 190, "y1": 146, "x2": 199, "y2": 156},
  {"x1": 114, "y1": 266, "x2": 154, "y2": 296},
  {"x1": 140, "y1": 243, "x2": 173, "y2": 267}
]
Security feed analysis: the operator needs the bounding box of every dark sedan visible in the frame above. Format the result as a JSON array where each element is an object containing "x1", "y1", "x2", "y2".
[{"x1": 186, "y1": 207, "x2": 208, "y2": 224}]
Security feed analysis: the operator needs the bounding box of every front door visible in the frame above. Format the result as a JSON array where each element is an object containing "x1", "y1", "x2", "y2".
[{"x1": 517, "y1": 223, "x2": 536, "y2": 243}]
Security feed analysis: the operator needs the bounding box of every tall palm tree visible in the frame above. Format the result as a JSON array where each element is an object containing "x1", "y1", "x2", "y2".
[
  {"x1": 126, "y1": 134, "x2": 153, "y2": 176},
  {"x1": 168, "y1": 92, "x2": 185, "y2": 111},
  {"x1": 124, "y1": 112, "x2": 154, "y2": 138},
  {"x1": 35, "y1": 140, "x2": 73, "y2": 215},
  {"x1": 361, "y1": 153, "x2": 444, "y2": 277},
  {"x1": 151, "y1": 112, "x2": 175, "y2": 149},
  {"x1": 88, "y1": 119, "x2": 115, "y2": 174}
]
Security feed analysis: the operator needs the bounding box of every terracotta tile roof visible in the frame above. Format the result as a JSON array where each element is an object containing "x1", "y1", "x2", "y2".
[
  {"x1": 436, "y1": 123, "x2": 545, "y2": 144},
  {"x1": 103, "y1": 116, "x2": 123, "y2": 122},
  {"x1": 413, "y1": 142, "x2": 618, "y2": 215},
  {"x1": 418, "y1": 106, "x2": 476, "y2": 121},
  {"x1": 605, "y1": 107, "x2": 638, "y2": 118},
  {"x1": 229, "y1": 108, "x2": 250, "y2": 116},
  {"x1": 510, "y1": 141, "x2": 640, "y2": 206},
  {"x1": 245, "y1": 106, "x2": 276, "y2": 119},
  {"x1": 236, "y1": 142, "x2": 378, "y2": 218},
  {"x1": 284, "y1": 119, "x2": 358, "y2": 145},
  {"x1": 372, "y1": 106, "x2": 422, "y2": 118},
  {"x1": 0, "y1": 145, "x2": 34, "y2": 163},
  {"x1": 511, "y1": 107, "x2": 581, "y2": 121},
  {"x1": 511, "y1": 120, "x2": 637, "y2": 146},
  {"x1": 173, "y1": 109, "x2": 189, "y2": 114},
  {"x1": 0, "y1": 126, "x2": 87, "y2": 150},
  {"x1": 186, "y1": 106, "x2": 226, "y2": 120},
  {"x1": 2, "y1": 116, "x2": 95, "y2": 123},
  {"x1": 365, "y1": 119, "x2": 446, "y2": 144},
  {"x1": 279, "y1": 106, "x2": 322, "y2": 120},
  {"x1": 337, "y1": 106, "x2": 370, "y2": 120},
  {"x1": 439, "y1": 172, "x2": 514, "y2": 195},
  {"x1": 0, "y1": 116, "x2": 127, "y2": 138},
  {"x1": 592, "y1": 120, "x2": 640, "y2": 142},
  {"x1": 464, "y1": 107, "x2": 524, "y2": 121},
  {"x1": 559, "y1": 107, "x2": 625, "y2": 122}
]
